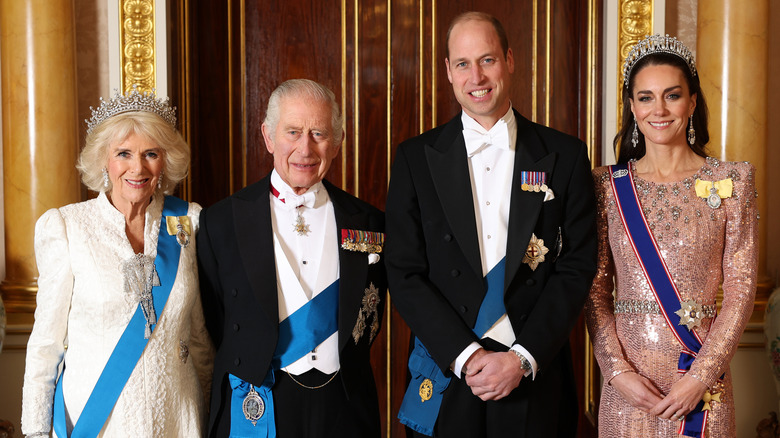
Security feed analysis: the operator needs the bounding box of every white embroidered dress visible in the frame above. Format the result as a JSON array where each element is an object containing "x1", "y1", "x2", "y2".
[{"x1": 22, "y1": 193, "x2": 213, "y2": 437}]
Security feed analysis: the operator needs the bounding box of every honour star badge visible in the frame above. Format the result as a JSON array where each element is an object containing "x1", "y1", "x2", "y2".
[
  {"x1": 675, "y1": 299, "x2": 705, "y2": 330},
  {"x1": 352, "y1": 283, "x2": 382, "y2": 344},
  {"x1": 522, "y1": 233, "x2": 548, "y2": 271},
  {"x1": 419, "y1": 378, "x2": 433, "y2": 402},
  {"x1": 294, "y1": 212, "x2": 311, "y2": 236}
]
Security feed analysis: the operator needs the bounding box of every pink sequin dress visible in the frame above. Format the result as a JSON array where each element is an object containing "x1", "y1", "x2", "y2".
[{"x1": 585, "y1": 158, "x2": 758, "y2": 437}]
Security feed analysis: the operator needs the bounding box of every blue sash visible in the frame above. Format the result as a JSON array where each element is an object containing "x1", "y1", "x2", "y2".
[
  {"x1": 610, "y1": 164, "x2": 716, "y2": 437},
  {"x1": 53, "y1": 196, "x2": 188, "y2": 438},
  {"x1": 398, "y1": 258, "x2": 506, "y2": 436},
  {"x1": 229, "y1": 279, "x2": 339, "y2": 437}
]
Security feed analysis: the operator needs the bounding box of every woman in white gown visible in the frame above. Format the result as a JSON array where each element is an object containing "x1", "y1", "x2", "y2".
[{"x1": 21, "y1": 88, "x2": 214, "y2": 437}]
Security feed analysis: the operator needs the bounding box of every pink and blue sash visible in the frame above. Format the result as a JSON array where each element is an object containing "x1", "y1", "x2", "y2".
[
  {"x1": 610, "y1": 164, "x2": 717, "y2": 438},
  {"x1": 53, "y1": 196, "x2": 188, "y2": 437}
]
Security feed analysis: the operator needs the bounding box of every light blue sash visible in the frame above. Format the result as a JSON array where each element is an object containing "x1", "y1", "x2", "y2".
[
  {"x1": 53, "y1": 196, "x2": 188, "y2": 438},
  {"x1": 228, "y1": 279, "x2": 339, "y2": 437},
  {"x1": 398, "y1": 258, "x2": 506, "y2": 436}
]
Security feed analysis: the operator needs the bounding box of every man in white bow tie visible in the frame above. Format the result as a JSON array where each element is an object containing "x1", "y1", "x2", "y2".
[
  {"x1": 198, "y1": 79, "x2": 386, "y2": 437},
  {"x1": 386, "y1": 11, "x2": 597, "y2": 438}
]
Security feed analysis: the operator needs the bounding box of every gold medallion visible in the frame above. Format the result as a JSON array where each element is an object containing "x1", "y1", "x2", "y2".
[
  {"x1": 701, "y1": 390, "x2": 722, "y2": 411},
  {"x1": 522, "y1": 233, "x2": 549, "y2": 271},
  {"x1": 419, "y1": 378, "x2": 433, "y2": 402}
]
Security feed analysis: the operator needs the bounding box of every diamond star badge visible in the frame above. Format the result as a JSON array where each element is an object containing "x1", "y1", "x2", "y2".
[
  {"x1": 522, "y1": 233, "x2": 549, "y2": 271},
  {"x1": 675, "y1": 299, "x2": 705, "y2": 330}
]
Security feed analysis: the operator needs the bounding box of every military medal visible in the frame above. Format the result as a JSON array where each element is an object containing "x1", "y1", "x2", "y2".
[
  {"x1": 419, "y1": 378, "x2": 433, "y2": 402},
  {"x1": 294, "y1": 207, "x2": 311, "y2": 236},
  {"x1": 242, "y1": 384, "x2": 265, "y2": 426},
  {"x1": 341, "y1": 229, "x2": 384, "y2": 253},
  {"x1": 521, "y1": 171, "x2": 548, "y2": 193},
  {"x1": 706, "y1": 184, "x2": 721, "y2": 209},
  {"x1": 522, "y1": 233, "x2": 549, "y2": 271}
]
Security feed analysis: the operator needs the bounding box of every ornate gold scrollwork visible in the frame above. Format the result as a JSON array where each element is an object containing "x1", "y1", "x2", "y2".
[
  {"x1": 120, "y1": 0, "x2": 156, "y2": 94},
  {"x1": 617, "y1": 0, "x2": 652, "y2": 126}
]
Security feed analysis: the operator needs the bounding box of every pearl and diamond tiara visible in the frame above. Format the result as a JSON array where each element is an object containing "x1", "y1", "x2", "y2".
[
  {"x1": 86, "y1": 86, "x2": 177, "y2": 134},
  {"x1": 622, "y1": 34, "x2": 697, "y2": 88}
]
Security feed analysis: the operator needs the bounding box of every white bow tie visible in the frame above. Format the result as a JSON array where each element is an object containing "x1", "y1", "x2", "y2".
[
  {"x1": 285, "y1": 191, "x2": 316, "y2": 209},
  {"x1": 462, "y1": 120, "x2": 510, "y2": 156},
  {"x1": 273, "y1": 185, "x2": 317, "y2": 209}
]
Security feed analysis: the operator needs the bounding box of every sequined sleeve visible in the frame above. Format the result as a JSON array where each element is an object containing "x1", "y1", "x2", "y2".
[
  {"x1": 687, "y1": 162, "x2": 758, "y2": 387},
  {"x1": 585, "y1": 167, "x2": 636, "y2": 382},
  {"x1": 21, "y1": 209, "x2": 73, "y2": 436}
]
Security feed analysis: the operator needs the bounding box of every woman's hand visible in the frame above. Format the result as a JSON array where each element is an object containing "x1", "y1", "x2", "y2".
[
  {"x1": 610, "y1": 371, "x2": 664, "y2": 412},
  {"x1": 649, "y1": 375, "x2": 708, "y2": 421}
]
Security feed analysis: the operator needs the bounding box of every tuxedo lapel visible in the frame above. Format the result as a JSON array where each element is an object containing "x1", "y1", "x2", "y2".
[
  {"x1": 425, "y1": 116, "x2": 482, "y2": 278},
  {"x1": 233, "y1": 176, "x2": 279, "y2": 327},
  {"x1": 505, "y1": 112, "x2": 557, "y2": 287},
  {"x1": 325, "y1": 181, "x2": 370, "y2": 351}
]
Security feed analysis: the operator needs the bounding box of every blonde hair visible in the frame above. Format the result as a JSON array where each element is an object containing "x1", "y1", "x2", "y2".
[{"x1": 78, "y1": 111, "x2": 190, "y2": 194}]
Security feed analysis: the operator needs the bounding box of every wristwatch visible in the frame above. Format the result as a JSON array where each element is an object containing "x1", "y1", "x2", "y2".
[{"x1": 511, "y1": 349, "x2": 532, "y2": 372}]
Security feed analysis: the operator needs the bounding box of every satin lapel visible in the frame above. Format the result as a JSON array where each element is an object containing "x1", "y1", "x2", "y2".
[
  {"x1": 425, "y1": 117, "x2": 482, "y2": 277},
  {"x1": 325, "y1": 181, "x2": 369, "y2": 351},
  {"x1": 233, "y1": 176, "x2": 279, "y2": 327},
  {"x1": 505, "y1": 113, "x2": 556, "y2": 288}
]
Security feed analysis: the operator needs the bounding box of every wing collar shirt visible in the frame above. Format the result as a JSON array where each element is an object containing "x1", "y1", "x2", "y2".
[
  {"x1": 452, "y1": 107, "x2": 538, "y2": 379},
  {"x1": 269, "y1": 170, "x2": 340, "y2": 375}
]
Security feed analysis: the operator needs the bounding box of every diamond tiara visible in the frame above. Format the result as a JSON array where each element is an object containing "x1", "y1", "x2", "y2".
[
  {"x1": 86, "y1": 86, "x2": 177, "y2": 134},
  {"x1": 622, "y1": 34, "x2": 697, "y2": 88}
]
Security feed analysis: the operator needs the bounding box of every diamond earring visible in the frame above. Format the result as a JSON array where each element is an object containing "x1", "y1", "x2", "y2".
[
  {"x1": 631, "y1": 118, "x2": 639, "y2": 148},
  {"x1": 687, "y1": 115, "x2": 696, "y2": 146},
  {"x1": 102, "y1": 168, "x2": 109, "y2": 188},
  {"x1": 157, "y1": 171, "x2": 164, "y2": 189}
]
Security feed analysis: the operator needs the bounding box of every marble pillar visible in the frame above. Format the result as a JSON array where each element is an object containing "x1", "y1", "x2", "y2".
[
  {"x1": 697, "y1": 0, "x2": 772, "y2": 314},
  {"x1": 0, "y1": 0, "x2": 81, "y2": 319}
]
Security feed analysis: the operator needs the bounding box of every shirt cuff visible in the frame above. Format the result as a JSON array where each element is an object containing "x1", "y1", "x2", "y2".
[
  {"x1": 511, "y1": 344, "x2": 538, "y2": 380},
  {"x1": 451, "y1": 342, "x2": 482, "y2": 378}
]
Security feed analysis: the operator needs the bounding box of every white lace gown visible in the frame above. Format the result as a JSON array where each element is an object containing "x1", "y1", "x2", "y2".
[{"x1": 21, "y1": 193, "x2": 214, "y2": 437}]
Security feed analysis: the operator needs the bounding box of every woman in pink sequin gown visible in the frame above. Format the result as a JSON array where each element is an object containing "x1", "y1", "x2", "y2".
[{"x1": 585, "y1": 35, "x2": 758, "y2": 437}]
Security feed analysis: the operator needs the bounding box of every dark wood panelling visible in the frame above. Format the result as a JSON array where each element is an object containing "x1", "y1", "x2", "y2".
[{"x1": 175, "y1": 1, "x2": 601, "y2": 436}]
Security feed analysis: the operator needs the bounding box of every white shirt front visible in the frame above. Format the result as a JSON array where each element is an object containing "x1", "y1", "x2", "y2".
[
  {"x1": 269, "y1": 170, "x2": 340, "y2": 375},
  {"x1": 452, "y1": 108, "x2": 538, "y2": 379}
]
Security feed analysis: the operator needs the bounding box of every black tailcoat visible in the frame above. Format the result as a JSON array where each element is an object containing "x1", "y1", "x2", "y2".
[
  {"x1": 385, "y1": 111, "x2": 597, "y2": 437},
  {"x1": 198, "y1": 174, "x2": 386, "y2": 437}
]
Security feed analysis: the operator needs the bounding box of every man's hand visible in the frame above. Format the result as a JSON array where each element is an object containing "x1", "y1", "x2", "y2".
[
  {"x1": 463, "y1": 349, "x2": 524, "y2": 401},
  {"x1": 610, "y1": 372, "x2": 663, "y2": 412}
]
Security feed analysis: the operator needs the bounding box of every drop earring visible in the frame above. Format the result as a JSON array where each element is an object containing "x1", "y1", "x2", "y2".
[
  {"x1": 102, "y1": 168, "x2": 109, "y2": 188},
  {"x1": 687, "y1": 115, "x2": 696, "y2": 146},
  {"x1": 631, "y1": 118, "x2": 639, "y2": 148},
  {"x1": 157, "y1": 171, "x2": 164, "y2": 189}
]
